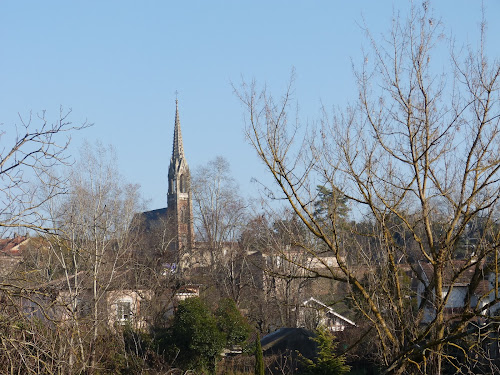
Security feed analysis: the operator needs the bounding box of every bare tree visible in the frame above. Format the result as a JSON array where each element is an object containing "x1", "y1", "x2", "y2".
[
  {"x1": 0, "y1": 108, "x2": 89, "y2": 234},
  {"x1": 236, "y1": 3, "x2": 500, "y2": 374},
  {"x1": 48, "y1": 141, "x2": 144, "y2": 373},
  {"x1": 192, "y1": 156, "x2": 247, "y2": 250},
  {"x1": 191, "y1": 156, "x2": 253, "y2": 303},
  {"x1": 264, "y1": 213, "x2": 319, "y2": 328},
  {"x1": 0, "y1": 108, "x2": 90, "y2": 373}
]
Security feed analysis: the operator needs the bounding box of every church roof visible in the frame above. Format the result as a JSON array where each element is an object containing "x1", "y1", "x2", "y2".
[{"x1": 131, "y1": 207, "x2": 168, "y2": 232}]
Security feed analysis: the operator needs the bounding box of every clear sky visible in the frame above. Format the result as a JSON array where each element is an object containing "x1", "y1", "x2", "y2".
[{"x1": 1, "y1": 1, "x2": 498, "y2": 210}]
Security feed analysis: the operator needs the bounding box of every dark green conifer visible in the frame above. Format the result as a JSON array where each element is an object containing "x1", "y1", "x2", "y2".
[
  {"x1": 255, "y1": 331, "x2": 264, "y2": 375},
  {"x1": 301, "y1": 327, "x2": 350, "y2": 375}
]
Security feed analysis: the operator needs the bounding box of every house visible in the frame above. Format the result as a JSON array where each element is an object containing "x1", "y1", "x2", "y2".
[
  {"x1": 0, "y1": 235, "x2": 29, "y2": 276},
  {"x1": 0, "y1": 235, "x2": 28, "y2": 255},
  {"x1": 107, "y1": 289, "x2": 152, "y2": 329},
  {"x1": 15, "y1": 267, "x2": 200, "y2": 331},
  {"x1": 297, "y1": 297, "x2": 356, "y2": 332},
  {"x1": 107, "y1": 284, "x2": 200, "y2": 328},
  {"x1": 173, "y1": 284, "x2": 200, "y2": 301},
  {"x1": 416, "y1": 260, "x2": 492, "y2": 323}
]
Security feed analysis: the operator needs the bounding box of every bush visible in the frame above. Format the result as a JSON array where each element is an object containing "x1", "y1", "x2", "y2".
[{"x1": 166, "y1": 298, "x2": 225, "y2": 374}]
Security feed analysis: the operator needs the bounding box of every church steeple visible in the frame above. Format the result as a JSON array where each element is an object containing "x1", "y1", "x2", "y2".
[{"x1": 167, "y1": 100, "x2": 194, "y2": 255}]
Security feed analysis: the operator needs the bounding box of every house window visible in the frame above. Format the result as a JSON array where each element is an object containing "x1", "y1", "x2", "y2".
[{"x1": 117, "y1": 301, "x2": 132, "y2": 322}]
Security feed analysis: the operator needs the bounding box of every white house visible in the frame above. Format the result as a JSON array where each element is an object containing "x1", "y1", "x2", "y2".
[
  {"x1": 297, "y1": 297, "x2": 356, "y2": 332},
  {"x1": 417, "y1": 260, "x2": 491, "y2": 323}
]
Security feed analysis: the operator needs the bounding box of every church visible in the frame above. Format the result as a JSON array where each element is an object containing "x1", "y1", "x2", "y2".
[
  {"x1": 107, "y1": 101, "x2": 201, "y2": 328},
  {"x1": 134, "y1": 100, "x2": 196, "y2": 268}
]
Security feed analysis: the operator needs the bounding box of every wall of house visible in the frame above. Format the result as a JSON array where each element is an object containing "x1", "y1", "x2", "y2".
[
  {"x1": 442, "y1": 286, "x2": 467, "y2": 308},
  {"x1": 488, "y1": 273, "x2": 500, "y2": 315},
  {"x1": 106, "y1": 290, "x2": 151, "y2": 329}
]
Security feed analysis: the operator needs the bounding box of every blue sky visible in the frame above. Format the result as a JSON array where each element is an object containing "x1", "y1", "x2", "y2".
[{"x1": 1, "y1": 1, "x2": 498, "y2": 210}]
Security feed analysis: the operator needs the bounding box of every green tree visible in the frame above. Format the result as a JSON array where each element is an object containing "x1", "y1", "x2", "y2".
[
  {"x1": 215, "y1": 298, "x2": 251, "y2": 347},
  {"x1": 301, "y1": 328, "x2": 350, "y2": 375},
  {"x1": 254, "y1": 331, "x2": 264, "y2": 375},
  {"x1": 313, "y1": 185, "x2": 349, "y2": 223},
  {"x1": 168, "y1": 298, "x2": 225, "y2": 374}
]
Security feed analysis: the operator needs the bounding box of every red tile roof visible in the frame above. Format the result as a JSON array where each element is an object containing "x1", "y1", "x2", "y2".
[{"x1": 0, "y1": 236, "x2": 27, "y2": 256}]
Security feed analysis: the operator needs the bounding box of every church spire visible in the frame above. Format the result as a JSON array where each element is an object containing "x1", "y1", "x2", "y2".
[
  {"x1": 167, "y1": 99, "x2": 194, "y2": 256},
  {"x1": 172, "y1": 99, "x2": 185, "y2": 161}
]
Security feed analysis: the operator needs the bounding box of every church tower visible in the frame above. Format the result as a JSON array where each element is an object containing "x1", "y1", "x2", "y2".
[{"x1": 167, "y1": 100, "x2": 194, "y2": 253}]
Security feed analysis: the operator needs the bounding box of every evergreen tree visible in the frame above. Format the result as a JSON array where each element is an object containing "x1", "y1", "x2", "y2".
[
  {"x1": 301, "y1": 328, "x2": 350, "y2": 375},
  {"x1": 167, "y1": 298, "x2": 225, "y2": 374},
  {"x1": 254, "y1": 331, "x2": 264, "y2": 375},
  {"x1": 313, "y1": 185, "x2": 349, "y2": 222},
  {"x1": 215, "y1": 298, "x2": 251, "y2": 347}
]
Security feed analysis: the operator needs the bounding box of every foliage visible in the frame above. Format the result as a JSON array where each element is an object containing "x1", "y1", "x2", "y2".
[
  {"x1": 254, "y1": 332, "x2": 264, "y2": 375},
  {"x1": 313, "y1": 185, "x2": 349, "y2": 222},
  {"x1": 160, "y1": 297, "x2": 253, "y2": 374},
  {"x1": 166, "y1": 297, "x2": 226, "y2": 374},
  {"x1": 215, "y1": 298, "x2": 252, "y2": 347},
  {"x1": 94, "y1": 331, "x2": 147, "y2": 375},
  {"x1": 300, "y1": 328, "x2": 350, "y2": 375}
]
